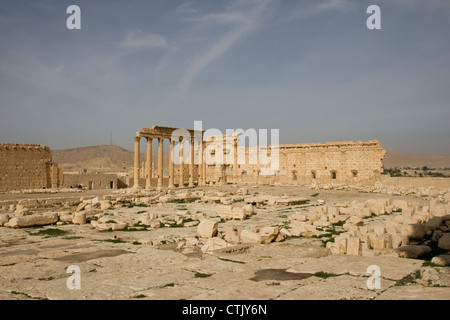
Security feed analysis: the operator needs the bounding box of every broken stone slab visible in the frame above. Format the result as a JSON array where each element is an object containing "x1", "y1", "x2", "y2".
[
  {"x1": 291, "y1": 212, "x2": 308, "y2": 222},
  {"x1": 76, "y1": 202, "x2": 88, "y2": 212},
  {"x1": 95, "y1": 222, "x2": 128, "y2": 231},
  {"x1": 438, "y1": 233, "x2": 450, "y2": 250},
  {"x1": 197, "y1": 219, "x2": 219, "y2": 238},
  {"x1": 259, "y1": 227, "x2": 279, "y2": 244},
  {"x1": 184, "y1": 220, "x2": 200, "y2": 228},
  {"x1": 244, "y1": 197, "x2": 266, "y2": 205},
  {"x1": 201, "y1": 237, "x2": 232, "y2": 253},
  {"x1": 275, "y1": 198, "x2": 308, "y2": 206},
  {"x1": 6, "y1": 213, "x2": 58, "y2": 228},
  {"x1": 394, "y1": 245, "x2": 431, "y2": 259},
  {"x1": 224, "y1": 226, "x2": 241, "y2": 244},
  {"x1": 240, "y1": 229, "x2": 261, "y2": 244},
  {"x1": 237, "y1": 188, "x2": 249, "y2": 195},
  {"x1": 287, "y1": 254, "x2": 423, "y2": 281}
]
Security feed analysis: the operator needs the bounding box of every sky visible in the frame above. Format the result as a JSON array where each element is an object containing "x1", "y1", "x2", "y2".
[{"x1": 0, "y1": 0, "x2": 449, "y2": 154}]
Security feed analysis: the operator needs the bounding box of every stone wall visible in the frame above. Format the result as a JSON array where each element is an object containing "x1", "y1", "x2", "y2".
[
  {"x1": 205, "y1": 140, "x2": 386, "y2": 185},
  {"x1": 0, "y1": 143, "x2": 61, "y2": 191},
  {"x1": 63, "y1": 173, "x2": 118, "y2": 190}
]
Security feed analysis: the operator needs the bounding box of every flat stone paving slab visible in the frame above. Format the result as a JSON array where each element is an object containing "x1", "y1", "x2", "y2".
[
  {"x1": 375, "y1": 286, "x2": 450, "y2": 300},
  {"x1": 287, "y1": 254, "x2": 423, "y2": 281}
]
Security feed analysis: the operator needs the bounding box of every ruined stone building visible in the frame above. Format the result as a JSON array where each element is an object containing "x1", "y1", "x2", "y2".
[
  {"x1": 0, "y1": 144, "x2": 62, "y2": 191},
  {"x1": 207, "y1": 139, "x2": 386, "y2": 185},
  {"x1": 132, "y1": 126, "x2": 386, "y2": 188}
]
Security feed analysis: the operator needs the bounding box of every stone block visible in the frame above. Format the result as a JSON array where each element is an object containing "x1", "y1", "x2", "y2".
[
  {"x1": 336, "y1": 237, "x2": 347, "y2": 254},
  {"x1": 291, "y1": 212, "x2": 308, "y2": 221},
  {"x1": 406, "y1": 224, "x2": 426, "y2": 240},
  {"x1": 438, "y1": 233, "x2": 450, "y2": 251},
  {"x1": 197, "y1": 219, "x2": 219, "y2": 238},
  {"x1": 224, "y1": 227, "x2": 241, "y2": 244},
  {"x1": 348, "y1": 216, "x2": 364, "y2": 226},
  {"x1": 346, "y1": 237, "x2": 361, "y2": 256},
  {"x1": 201, "y1": 237, "x2": 231, "y2": 253},
  {"x1": 0, "y1": 213, "x2": 10, "y2": 226},
  {"x1": 242, "y1": 204, "x2": 254, "y2": 216},
  {"x1": 431, "y1": 254, "x2": 450, "y2": 266},
  {"x1": 371, "y1": 235, "x2": 385, "y2": 251},
  {"x1": 7, "y1": 213, "x2": 58, "y2": 228},
  {"x1": 240, "y1": 230, "x2": 261, "y2": 244},
  {"x1": 72, "y1": 212, "x2": 87, "y2": 225},
  {"x1": 259, "y1": 227, "x2": 279, "y2": 244},
  {"x1": 237, "y1": 188, "x2": 249, "y2": 195}
]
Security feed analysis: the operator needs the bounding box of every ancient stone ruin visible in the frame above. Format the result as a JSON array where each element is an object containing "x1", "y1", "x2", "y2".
[{"x1": 0, "y1": 143, "x2": 62, "y2": 192}]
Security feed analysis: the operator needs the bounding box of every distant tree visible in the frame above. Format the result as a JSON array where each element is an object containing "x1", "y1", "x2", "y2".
[{"x1": 422, "y1": 166, "x2": 429, "y2": 171}]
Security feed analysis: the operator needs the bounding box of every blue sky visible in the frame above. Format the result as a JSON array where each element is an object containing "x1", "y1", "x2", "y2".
[{"x1": 0, "y1": 0, "x2": 449, "y2": 154}]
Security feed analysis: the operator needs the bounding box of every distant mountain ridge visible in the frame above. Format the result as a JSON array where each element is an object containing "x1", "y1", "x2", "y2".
[
  {"x1": 51, "y1": 145, "x2": 450, "y2": 171},
  {"x1": 51, "y1": 145, "x2": 172, "y2": 172},
  {"x1": 384, "y1": 150, "x2": 450, "y2": 168}
]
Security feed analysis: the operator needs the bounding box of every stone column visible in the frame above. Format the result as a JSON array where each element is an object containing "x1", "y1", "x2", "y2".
[
  {"x1": 169, "y1": 139, "x2": 175, "y2": 188},
  {"x1": 189, "y1": 136, "x2": 195, "y2": 187},
  {"x1": 179, "y1": 137, "x2": 184, "y2": 187},
  {"x1": 234, "y1": 137, "x2": 238, "y2": 183},
  {"x1": 133, "y1": 136, "x2": 140, "y2": 189},
  {"x1": 157, "y1": 137, "x2": 163, "y2": 188},
  {"x1": 202, "y1": 141, "x2": 207, "y2": 186},
  {"x1": 145, "y1": 137, "x2": 152, "y2": 189}
]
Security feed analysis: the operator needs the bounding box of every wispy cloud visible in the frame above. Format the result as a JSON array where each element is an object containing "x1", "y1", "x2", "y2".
[
  {"x1": 287, "y1": 0, "x2": 353, "y2": 20},
  {"x1": 118, "y1": 30, "x2": 167, "y2": 49},
  {"x1": 158, "y1": 0, "x2": 273, "y2": 108}
]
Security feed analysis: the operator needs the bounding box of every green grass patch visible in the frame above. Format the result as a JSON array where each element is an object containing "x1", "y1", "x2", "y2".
[
  {"x1": 134, "y1": 294, "x2": 147, "y2": 299},
  {"x1": 422, "y1": 261, "x2": 445, "y2": 268},
  {"x1": 161, "y1": 283, "x2": 175, "y2": 288},
  {"x1": 267, "y1": 282, "x2": 280, "y2": 286},
  {"x1": 395, "y1": 270, "x2": 420, "y2": 286},
  {"x1": 194, "y1": 272, "x2": 212, "y2": 278},
  {"x1": 314, "y1": 272, "x2": 341, "y2": 279},
  {"x1": 62, "y1": 236, "x2": 83, "y2": 240},
  {"x1": 38, "y1": 277, "x2": 54, "y2": 281},
  {"x1": 28, "y1": 228, "x2": 69, "y2": 238},
  {"x1": 0, "y1": 263, "x2": 16, "y2": 267},
  {"x1": 137, "y1": 210, "x2": 147, "y2": 214},
  {"x1": 311, "y1": 193, "x2": 319, "y2": 197},
  {"x1": 132, "y1": 241, "x2": 142, "y2": 245}
]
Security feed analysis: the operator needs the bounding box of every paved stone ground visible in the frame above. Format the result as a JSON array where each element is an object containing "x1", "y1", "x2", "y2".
[{"x1": 0, "y1": 185, "x2": 448, "y2": 300}]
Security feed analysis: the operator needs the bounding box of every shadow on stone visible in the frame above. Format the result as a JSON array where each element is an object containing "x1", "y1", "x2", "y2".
[{"x1": 250, "y1": 268, "x2": 313, "y2": 282}]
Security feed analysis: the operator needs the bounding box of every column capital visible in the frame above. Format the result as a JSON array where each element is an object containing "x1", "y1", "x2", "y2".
[{"x1": 134, "y1": 136, "x2": 141, "y2": 142}]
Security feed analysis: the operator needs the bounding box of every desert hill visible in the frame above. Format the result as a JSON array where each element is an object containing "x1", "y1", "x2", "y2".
[
  {"x1": 51, "y1": 145, "x2": 170, "y2": 172},
  {"x1": 384, "y1": 150, "x2": 450, "y2": 168}
]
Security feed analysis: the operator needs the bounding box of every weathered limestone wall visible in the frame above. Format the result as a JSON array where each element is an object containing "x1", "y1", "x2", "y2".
[
  {"x1": 0, "y1": 143, "x2": 61, "y2": 191},
  {"x1": 206, "y1": 140, "x2": 386, "y2": 185}
]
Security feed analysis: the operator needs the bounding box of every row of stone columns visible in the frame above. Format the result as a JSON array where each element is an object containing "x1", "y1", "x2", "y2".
[{"x1": 133, "y1": 135, "x2": 207, "y2": 189}]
